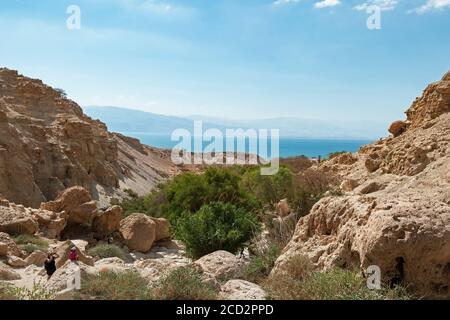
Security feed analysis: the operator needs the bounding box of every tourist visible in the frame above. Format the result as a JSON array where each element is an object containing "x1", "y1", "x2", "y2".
[{"x1": 44, "y1": 251, "x2": 59, "y2": 280}]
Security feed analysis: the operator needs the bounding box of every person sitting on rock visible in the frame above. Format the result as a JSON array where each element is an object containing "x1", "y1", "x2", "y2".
[
  {"x1": 68, "y1": 247, "x2": 79, "y2": 263},
  {"x1": 44, "y1": 251, "x2": 59, "y2": 280}
]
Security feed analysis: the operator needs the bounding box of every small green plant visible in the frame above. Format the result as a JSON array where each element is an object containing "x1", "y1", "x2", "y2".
[
  {"x1": 13, "y1": 234, "x2": 49, "y2": 254},
  {"x1": 87, "y1": 244, "x2": 124, "y2": 260},
  {"x1": 4, "y1": 282, "x2": 56, "y2": 300},
  {"x1": 55, "y1": 88, "x2": 67, "y2": 98},
  {"x1": 175, "y1": 202, "x2": 260, "y2": 259},
  {"x1": 76, "y1": 271, "x2": 150, "y2": 300},
  {"x1": 244, "y1": 244, "x2": 281, "y2": 284},
  {"x1": 148, "y1": 267, "x2": 218, "y2": 300}
]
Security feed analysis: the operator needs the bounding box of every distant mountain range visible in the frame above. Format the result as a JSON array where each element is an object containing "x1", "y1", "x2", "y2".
[{"x1": 83, "y1": 106, "x2": 387, "y2": 139}]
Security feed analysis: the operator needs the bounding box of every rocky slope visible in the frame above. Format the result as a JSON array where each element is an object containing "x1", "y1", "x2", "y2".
[
  {"x1": 273, "y1": 70, "x2": 450, "y2": 298},
  {"x1": 0, "y1": 68, "x2": 187, "y2": 208}
]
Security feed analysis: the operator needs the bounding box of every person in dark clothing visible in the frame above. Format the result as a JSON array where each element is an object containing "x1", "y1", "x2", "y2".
[{"x1": 44, "y1": 251, "x2": 59, "y2": 280}]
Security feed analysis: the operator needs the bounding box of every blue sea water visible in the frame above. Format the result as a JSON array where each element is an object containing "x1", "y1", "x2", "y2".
[{"x1": 122, "y1": 132, "x2": 372, "y2": 158}]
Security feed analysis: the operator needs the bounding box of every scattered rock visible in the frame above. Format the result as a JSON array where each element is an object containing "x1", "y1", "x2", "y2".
[
  {"x1": 220, "y1": 280, "x2": 267, "y2": 300},
  {"x1": 47, "y1": 261, "x2": 96, "y2": 291},
  {"x1": 194, "y1": 251, "x2": 243, "y2": 281},
  {"x1": 389, "y1": 120, "x2": 407, "y2": 137},
  {"x1": 92, "y1": 205, "x2": 123, "y2": 239},
  {"x1": 0, "y1": 232, "x2": 22, "y2": 257},
  {"x1": 54, "y1": 240, "x2": 94, "y2": 268},
  {"x1": 275, "y1": 199, "x2": 291, "y2": 217},
  {"x1": 340, "y1": 179, "x2": 359, "y2": 192},
  {"x1": 6, "y1": 255, "x2": 28, "y2": 268},
  {"x1": 358, "y1": 181, "x2": 384, "y2": 194},
  {"x1": 0, "y1": 261, "x2": 21, "y2": 280},
  {"x1": 119, "y1": 213, "x2": 156, "y2": 253}
]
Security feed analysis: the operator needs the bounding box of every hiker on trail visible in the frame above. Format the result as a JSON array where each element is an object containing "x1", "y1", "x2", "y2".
[
  {"x1": 69, "y1": 247, "x2": 79, "y2": 263},
  {"x1": 44, "y1": 251, "x2": 59, "y2": 280}
]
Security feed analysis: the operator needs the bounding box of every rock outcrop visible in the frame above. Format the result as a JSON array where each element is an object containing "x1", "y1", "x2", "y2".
[
  {"x1": 0, "y1": 232, "x2": 22, "y2": 257},
  {"x1": 40, "y1": 186, "x2": 97, "y2": 225},
  {"x1": 273, "y1": 70, "x2": 450, "y2": 298},
  {"x1": 54, "y1": 240, "x2": 95, "y2": 268},
  {"x1": 0, "y1": 200, "x2": 39, "y2": 235},
  {"x1": 0, "y1": 68, "x2": 183, "y2": 209}
]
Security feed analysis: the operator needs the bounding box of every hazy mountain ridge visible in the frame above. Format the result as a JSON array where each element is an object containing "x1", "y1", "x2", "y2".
[{"x1": 85, "y1": 106, "x2": 386, "y2": 139}]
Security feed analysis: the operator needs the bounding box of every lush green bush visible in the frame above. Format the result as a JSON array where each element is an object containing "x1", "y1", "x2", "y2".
[
  {"x1": 76, "y1": 271, "x2": 150, "y2": 300},
  {"x1": 264, "y1": 255, "x2": 410, "y2": 300},
  {"x1": 13, "y1": 234, "x2": 49, "y2": 254},
  {"x1": 88, "y1": 244, "x2": 124, "y2": 260},
  {"x1": 176, "y1": 202, "x2": 260, "y2": 258},
  {"x1": 148, "y1": 267, "x2": 218, "y2": 300},
  {"x1": 120, "y1": 188, "x2": 167, "y2": 218},
  {"x1": 241, "y1": 166, "x2": 294, "y2": 206},
  {"x1": 164, "y1": 167, "x2": 260, "y2": 222}
]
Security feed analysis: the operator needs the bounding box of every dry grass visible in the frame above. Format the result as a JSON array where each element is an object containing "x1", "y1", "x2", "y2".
[{"x1": 263, "y1": 255, "x2": 410, "y2": 300}]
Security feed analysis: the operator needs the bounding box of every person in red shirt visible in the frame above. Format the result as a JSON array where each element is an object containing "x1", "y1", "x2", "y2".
[{"x1": 69, "y1": 247, "x2": 79, "y2": 262}]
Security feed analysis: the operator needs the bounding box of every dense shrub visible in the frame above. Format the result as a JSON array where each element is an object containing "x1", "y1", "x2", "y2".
[
  {"x1": 175, "y1": 202, "x2": 260, "y2": 258},
  {"x1": 240, "y1": 166, "x2": 294, "y2": 206},
  {"x1": 88, "y1": 244, "x2": 124, "y2": 260},
  {"x1": 164, "y1": 167, "x2": 260, "y2": 222},
  {"x1": 264, "y1": 255, "x2": 410, "y2": 300},
  {"x1": 76, "y1": 271, "x2": 150, "y2": 300},
  {"x1": 148, "y1": 267, "x2": 218, "y2": 300},
  {"x1": 13, "y1": 234, "x2": 49, "y2": 254}
]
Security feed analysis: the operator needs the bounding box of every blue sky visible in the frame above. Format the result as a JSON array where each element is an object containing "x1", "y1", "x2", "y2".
[{"x1": 0, "y1": 0, "x2": 449, "y2": 124}]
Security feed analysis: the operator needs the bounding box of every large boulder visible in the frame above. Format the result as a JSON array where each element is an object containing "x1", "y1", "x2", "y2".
[
  {"x1": 150, "y1": 217, "x2": 171, "y2": 242},
  {"x1": 220, "y1": 280, "x2": 267, "y2": 300},
  {"x1": 92, "y1": 205, "x2": 123, "y2": 239},
  {"x1": 0, "y1": 261, "x2": 21, "y2": 280},
  {"x1": 193, "y1": 251, "x2": 243, "y2": 281},
  {"x1": 25, "y1": 250, "x2": 48, "y2": 266},
  {"x1": 54, "y1": 240, "x2": 95, "y2": 268},
  {"x1": 32, "y1": 209, "x2": 68, "y2": 239},
  {"x1": 119, "y1": 213, "x2": 156, "y2": 253},
  {"x1": 40, "y1": 186, "x2": 97, "y2": 225},
  {"x1": 0, "y1": 232, "x2": 22, "y2": 257}
]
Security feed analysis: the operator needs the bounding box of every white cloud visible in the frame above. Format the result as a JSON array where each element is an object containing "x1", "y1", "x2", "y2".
[
  {"x1": 354, "y1": 0, "x2": 399, "y2": 11},
  {"x1": 272, "y1": 0, "x2": 300, "y2": 5},
  {"x1": 314, "y1": 0, "x2": 341, "y2": 9},
  {"x1": 410, "y1": 0, "x2": 450, "y2": 14}
]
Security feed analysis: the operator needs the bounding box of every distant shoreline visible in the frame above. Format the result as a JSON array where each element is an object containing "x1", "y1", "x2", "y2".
[{"x1": 118, "y1": 131, "x2": 372, "y2": 159}]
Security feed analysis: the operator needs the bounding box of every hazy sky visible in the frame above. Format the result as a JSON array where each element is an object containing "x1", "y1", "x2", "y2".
[{"x1": 0, "y1": 0, "x2": 449, "y2": 123}]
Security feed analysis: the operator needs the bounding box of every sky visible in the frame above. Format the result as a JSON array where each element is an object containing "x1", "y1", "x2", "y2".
[{"x1": 0, "y1": 0, "x2": 449, "y2": 124}]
